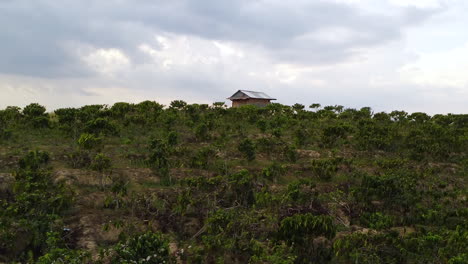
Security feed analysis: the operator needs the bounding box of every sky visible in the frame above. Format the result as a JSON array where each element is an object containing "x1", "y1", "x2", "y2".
[{"x1": 0, "y1": 0, "x2": 467, "y2": 114}]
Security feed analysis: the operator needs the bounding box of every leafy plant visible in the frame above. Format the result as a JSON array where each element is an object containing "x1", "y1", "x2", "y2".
[
  {"x1": 111, "y1": 231, "x2": 170, "y2": 263},
  {"x1": 238, "y1": 138, "x2": 256, "y2": 161}
]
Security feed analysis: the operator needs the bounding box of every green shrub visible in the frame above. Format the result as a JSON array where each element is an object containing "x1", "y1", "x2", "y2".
[
  {"x1": 84, "y1": 118, "x2": 118, "y2": 136},
  {"x1": 167, "y1": 131, "x2": 179, "y2": 146},
  {"x1": 321, "y1": 124, "x2": 352, "y2": 147},
  {"x1": 279, "y1": 214, "x2": 336, "y2": 243},
  {"x1": 310, "y1": 158, "x2": 338, "y2": 181},
  {"x1": 262, "y1": 162, "x2": 286, "y2": 182},
  {"x1": 238, "y1": 138, "x2": 256, "y2": 161},
  {"x1": 194, "y1": 122, "x2": 209, "y2": 141},
  {"x1": 111, "y1": 231, "x2": 170, "y2": 263},
  {"x1": 77, "y1": 133, "x2": 102, "y2": 150},
  {"x1": 18, "y1": 150, "x2": 50, "y2": 170},
  {"x1": 360, "y1": 212, "x2": 394, "y2": 230},
  {"x1": 190, "y1": 147, "x2": 216, "y2": 169},
  {"x1": 0, "y1": 152, "x2": 72, "y2": 261},
  {"x1": 23, "y1": 103, "x2": 49, "y2": 128}
]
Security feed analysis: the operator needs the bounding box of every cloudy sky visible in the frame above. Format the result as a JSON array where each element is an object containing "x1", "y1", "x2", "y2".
[{"x1": 1, "y1": 0, "x2": 467, "y2": 113}]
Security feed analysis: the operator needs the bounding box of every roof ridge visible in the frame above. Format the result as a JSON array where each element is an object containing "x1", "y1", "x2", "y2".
[
  {"x1": 239, "y1": 89, "x2": 259, "y2": 92},
  {"x1": 228, "y1": 90, "x2": 276, "y2": 100}
]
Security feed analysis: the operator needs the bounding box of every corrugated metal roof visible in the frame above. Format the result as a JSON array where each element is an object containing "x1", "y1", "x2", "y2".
[{"x1": 228, "y1": 90, "x2": 276, "y2": 100}]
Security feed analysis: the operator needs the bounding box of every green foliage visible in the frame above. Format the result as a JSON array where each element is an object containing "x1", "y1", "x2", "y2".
[
  {"x1": 249, "y1": 241, "x2": 296, "y2": 264},
  {"x1": 226, "y1": 170, "x2": 256, "y2": 206},
  {"x1": 257, "y1": 119, "x2": 268, "y2": 133},
  {"x1": 360, "y1": 212, "x2": 394, "y2": 230},
  {"x1": 166, "y1": 131, "x2": 178, "y2": 146},
  {"x1": 279, "y1": 214, "x2": 336, "y2": 263},
  {"x1": 279, "y1": 214, "x2": 336, "y2": 243},
  {"x1": 194, "y1": 122, "x2": 209, "y2": 141},
  {"x1": 170, "y1": 100, "x2": 187, "y2": 109},
  {"x1": 262, "y1": 162, "x2": 286, "y2": 182},
  {"x1": 0, "y1": 102, "x2": 466, "y2": 263},
  {"x1": 84, "y1": 118, "x2": 118, "y2": 135},
  {"x1": 293, "y1": 128, "x2": 307, "y2": 147},
  {"x1": 148, "y1": 139, "x2": 169, "y2": 174},
  {"x1": 23, "y1": 103, "x2": 49, "y2": 128},
  {"x1": 36, "y1": 232, "x2": 90, "y2": 264},
  {"x1": 310, "y1": 158, "x2": 339, "y2": 181},
  {"x1": 334, "y1": 227, "x2": 468, "y2": 264},
  {"x1": 190, "y1": 146, "x2": 216, "y2": 169},
  {"x1": 0, "y1": 127, "x2": 12, "y2": 141},
  {"x1": 111, "y1": 231, "x2": 170, "y2": 263},
  {"x1": 18, "y1": 150, "x2": 50, "y2": 170},
  {"x1": 0, "y1": 151, "x2": 72, "y2": 261},
  {"x1": 333, "y1": 231, "x2": 403, "y2": 264},
  {"x1": 356, "y1": 119, "x2": 395, "y2": 150},
  {"x1": 77, "y1": 132, "x2": 102, "y2": 150},
  {"x1": 91, "y1": 153, "x2": 112, "y2": 173},
  {"x1": 91, "y1": 153, "x2": 112, "y2": 189},
  {"x1": 238, "y1": 138, "x2": 256, "y2": 161},
  {"x1": 321, "y1": 123, "x2": 352, "y2": 147},
  {"x1": 309, "y1": 103, "x2": 321, "y2": 109},
  {"x1": 36, "y1": 247, "x2": 90, "y2": 264},
  {"x1": 283, "y1": 145, "x2": 298, "y2": 162},
  {"x1": 23, "y1": 103, "x2": 46, "y2": 118},
  {"x1": 353, "y1": 171, "x2": 418, "y2": 212},
  {"x1": 110, "y1": 102, "x2": 133, "y2": 119},
  {"x1": 54, "y1": 107, "x2": 78, "y2": 125},
  {"x1": 283, "y1": 179, "x2": 316, "y2": 203}
]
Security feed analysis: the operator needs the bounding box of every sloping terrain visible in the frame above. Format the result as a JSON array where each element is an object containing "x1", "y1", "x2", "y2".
[{"x1": 0, "y1": 102, "x2": 467, "y2": 263}]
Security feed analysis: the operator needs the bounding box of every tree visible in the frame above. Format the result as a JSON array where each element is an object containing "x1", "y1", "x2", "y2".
[
  {"x1": 22, "y1": 103, "x2": 49, "y2": 128},
  {"x1": 309, "y1": 103, "x2": 321, "y2": 109},
  {"x1": 170, "y1": 100, "x2": 187, "y2": 110}
]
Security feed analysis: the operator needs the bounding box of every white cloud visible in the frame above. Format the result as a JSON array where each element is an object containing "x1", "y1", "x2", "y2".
[
  {"x1": 82, "y1": 48, "x2": 131, "y2": 76},
  {"x1": 0, "y1": 0, "x2": 467, "y2": 114},
  {"x1": 399, "y1": 42, "x2": 468, "y2": 88}
]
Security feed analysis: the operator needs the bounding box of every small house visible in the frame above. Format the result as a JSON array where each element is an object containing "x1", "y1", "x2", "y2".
[{"x1": 227, "y1": 90, "x2": 276, "y2": 107}]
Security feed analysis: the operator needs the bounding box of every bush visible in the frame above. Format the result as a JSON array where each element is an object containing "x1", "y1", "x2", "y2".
[
  {"x1": 0, "y1": 151, "x2": 72, "y2": 261},
  {"x1": 111, "y1": 231, "x2": 170, "y2": 264},
  {"x1": 194, "y1": 122, "x2": 209, "y2": 141},
  {"x1": 18, "y1": 150, "x2": 50, "y2": 170},
  {"x1": 167, "y1": 131, "x2": 178, "y2": 146},
  {"x1": 84, "y1": 118, "x2": 118, "y2": 136},
  {"x1": 191, "y1": 147, "x2": 216, "y2": 169},
  {"x1": 23, "y1": 103, "x2": 46, "y2": 118},
  {"x1": 23, "y1": 103, "x2": 49, "y2": 128},
  {"x1": 238, "y1": 138, "x2": 256, "y2": 161},
  {"x1": 283, "y1": 145, "x2": 298, "y2": 163},
  {"x1": 279, "y1": 214, "x2": 336, "y2": 243},
  {"x1": 360, "y1": 212, "x2": 393, "y2": 230},
  {"x1": 148, "y1": 139, "x2": 169, "y2": 175},
  {"x1": 262, "y1": 162, "x2": 286, "y2": 182},
  {"x1": 0, "y1": 127, "x2": 12, "y2": 140},
  {"x1": 77, "y1": 133, "x2": 102, "y2": 150},
  {"x1": 310, "y1": 159, "x2": 339, "y2": 181},
  {"x1": 279, "y1": 214, "x2": 336, "y2": 263},
  {"x1": 321, "y1": 124, "x2": 352, "y2": 147}
]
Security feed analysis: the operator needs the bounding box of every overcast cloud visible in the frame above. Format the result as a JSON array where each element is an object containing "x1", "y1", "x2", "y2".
[{"x1": 0, "y1": 0, "x2": 467, "y2": 113}]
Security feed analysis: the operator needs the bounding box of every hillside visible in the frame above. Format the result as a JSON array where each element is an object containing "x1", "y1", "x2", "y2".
[{"x1": 0, "y1": 101, "x2": 467, "y2": 263}]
